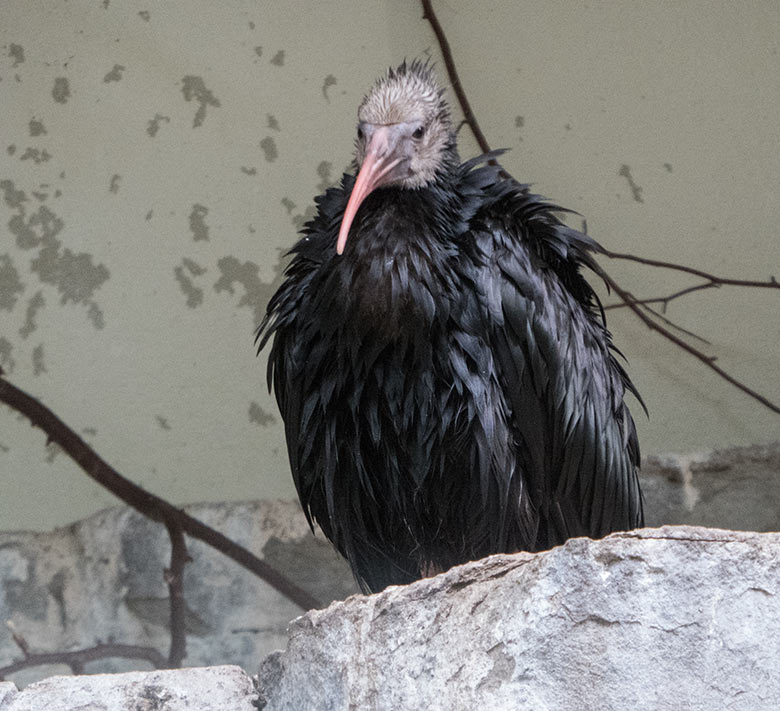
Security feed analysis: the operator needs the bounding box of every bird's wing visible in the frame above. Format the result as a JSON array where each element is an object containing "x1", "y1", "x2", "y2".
[{"x1": 469, "y1": 196, "x2": 642, "y2": 547}]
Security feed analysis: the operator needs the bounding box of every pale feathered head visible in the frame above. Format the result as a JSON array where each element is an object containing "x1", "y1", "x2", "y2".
[{"x1": 337, "y1": 60, "x2": 457, "y2": 254}]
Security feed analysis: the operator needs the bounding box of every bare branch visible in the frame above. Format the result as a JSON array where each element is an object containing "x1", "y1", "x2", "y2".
[
  {"x1": 600, "y1": 247, "x2": 780, "y2": 290},
  {"x1": 0, "y1": 643, "x2": 167, "y2": 680},
  {"x1": 0, "y1": 372, "x2": 322, "y2": 611},
  {"x1": 164, "y1": 521, "x2": 189, "y2": 668},
  {"x1": 421, "y1": 0, "x2": 779, "y2": 416}
]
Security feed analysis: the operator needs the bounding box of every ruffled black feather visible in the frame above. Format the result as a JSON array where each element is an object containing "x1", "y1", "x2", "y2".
[{"x1": 257, "y1": 143, "x2": 643, "y2": 593}]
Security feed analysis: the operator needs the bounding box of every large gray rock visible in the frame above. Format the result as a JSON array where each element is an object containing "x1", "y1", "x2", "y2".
[
  {"x1": 0, "y1": 665, "x2": 255, "y2": 710},
  {"x1": 258, "y1": 526, "x2": 780, "y2": 711}
]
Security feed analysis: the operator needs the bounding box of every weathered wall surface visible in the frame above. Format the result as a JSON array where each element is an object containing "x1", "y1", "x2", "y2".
[{"x1": 1, "y1": 1, "x2": 779, "y2": 534}]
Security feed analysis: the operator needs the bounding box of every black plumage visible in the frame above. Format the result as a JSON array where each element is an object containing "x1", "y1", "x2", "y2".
[{"x1": 257, "y1": 60, "x2": 643, "y2": 593}]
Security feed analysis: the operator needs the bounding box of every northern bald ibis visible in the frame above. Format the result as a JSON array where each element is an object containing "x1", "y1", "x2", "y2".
[{"x1": 257, "y1": 60, "x2": 643, "y2": 593}]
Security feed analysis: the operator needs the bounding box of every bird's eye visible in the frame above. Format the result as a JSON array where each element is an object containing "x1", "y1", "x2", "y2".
[
  {"x1": 413, "y1": 126, "x2": 425, "y2": 139},
  {"x1": 357, "y1": 126, "x2": 364, "y2": 140}
]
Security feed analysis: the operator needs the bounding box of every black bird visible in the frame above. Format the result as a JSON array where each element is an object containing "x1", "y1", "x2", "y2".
[{"x1": 257, "y1": 60, "x2": 643, "y2": 593}]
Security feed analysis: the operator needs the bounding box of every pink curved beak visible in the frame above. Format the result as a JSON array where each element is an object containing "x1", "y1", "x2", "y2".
[{"x1": 337, "y1": 127, "x2": 403, "y2": 255}]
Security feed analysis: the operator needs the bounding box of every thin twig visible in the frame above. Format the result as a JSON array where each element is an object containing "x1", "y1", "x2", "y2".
[
  {"x1": 164, "y1": 520, "x2": 189, "y2": 667},
  {"x1": 0, "y1": 373, "x2": 322, "y2": 610},
  {"x1": 594, "y1": 266, "x2": 779, "y2": 413},
  {"x1": 604, "y1": 282, "x2": 720, "y2": 312},
  {"x1": 640, "y1": 302, "x2": 712, "y2": 345},
  {"x1": 0, "y1": 643, "x2": 168, "y2": 680},
  {"x1": 421, "y1": 0, "x2": 779, "y2": 415},
  {"x1": 421, "y1": 0, "x2": 490, "y2": 154},
  {"x1": 600, "y1": 247, "x2": 780, "y2": 290}
]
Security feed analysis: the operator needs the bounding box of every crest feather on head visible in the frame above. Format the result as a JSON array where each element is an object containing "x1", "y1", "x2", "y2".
[{"x1": 358, "y1": 59, "x2": 451, "y2": 128}]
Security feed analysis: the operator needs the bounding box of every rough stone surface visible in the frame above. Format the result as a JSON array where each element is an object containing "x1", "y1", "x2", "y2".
[
  {"x1": 258, "y1": 526, "x2": 780, "y2": 711},
  {"x1": 0, "y1": 665, "x2": 255, "y2": 711},
  {"x1": 641, "y1": 441, "x2": 780, "y2": 531},
  {"x1": 0, "y1": 501, "x2": 356, "y2": 688}
]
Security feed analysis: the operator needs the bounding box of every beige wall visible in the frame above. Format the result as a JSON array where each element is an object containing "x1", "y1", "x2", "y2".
[{"x1": 1, "y1": 1, "x2": 778, "y2": 531}]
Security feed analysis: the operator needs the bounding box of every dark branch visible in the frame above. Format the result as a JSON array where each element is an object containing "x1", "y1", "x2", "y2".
[
  {"x1": 0, "y1": 643, "x2": 167, "y2": 680},
  {"x1": 600, "y1": 247, "x2": 780, "y2": 290},
  {"x1": 593, "y1": 266, "x2": 779, "y2": 413},
  {"x1": 421, "y1": 0, "x2": 491, "y2": 155},
  {"x1": 0, "y1": 373, "x2": 322, "y2": 610},
  {"x1": 604, "y1": 282, "x2": 721, "y2": 313},
  {"x1": 164, "y1": 521, "x2": 189, "y2": 667}
]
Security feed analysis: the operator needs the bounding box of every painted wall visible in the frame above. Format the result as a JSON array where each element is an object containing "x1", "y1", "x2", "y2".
[{"x1": 1, "y1": 1, "x2": 778, "y2": 531}]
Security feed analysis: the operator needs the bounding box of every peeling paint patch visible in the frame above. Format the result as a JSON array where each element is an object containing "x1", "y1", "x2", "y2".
[
  {"x1": 9, "y1": 44, "x2": 24, "y2": 67},
  {"x1": 109, "y1": 174, "x2": 121, "y2": 193},
  {"x1": 87, "y1": 303, "x2": 104, "y2": 330},
  {"x1": 267, "y1": 114, "x2": 280, "y2": 131},
  {"x1": 174, "y1": 258, "x2": 205, "y2": 308},
  {"x1": 52, "y1": 77, "x2": 71, "y2": 104},
  {"x1": 181, "y1": 76, "x2": 221, "y2": 128},
  {"x1": 20, "y1": 291, "x2": 45, "y2": 338},
  {"x1": 322, "y1": 74, "x2": 336, "y2": 101},
  {"x1": 3, "y1": 193, "x2": 109, "y2": 321},
  {"x1": 0, "y1": 254, "x2": 24, "y2": 310},
  {"x1": 10, "y1": 204, "x2": 64, "y2": 250},
  {"x1": 292, "y1": 205, "x2": 316, "y2": 231},
  {"x1": 260, "y1": 137, "x2": 277, "y2": 162},
  {"x1": 241, "y1": 166, "x2": 257, "y2": 176},
  {"x1": 31, "y1": 242, "x2": 110, "y2": 309},
  {"x1": 31, "y1": 344, "x2": 46, "y2": 376},
  {"x1": 0, "y1": 337, "x2": 15, "y2": 374},
  {"x1": 270, "y1": 50, "x2": 285, "y2": 66},
  {"x1": 29, "y1": 119, "x2": 47, "y2": 137},
  {"x1": 182, "y1": 257, "x2": 206, "y2": 277},
  {"x1": 1, "y1": 180, "x2": 27, "y2": 211},
  {"x1": 146, "y1": 113, "x2": 170, "y2": 137},
  {"x1": 19, "y1": 148, "x2": 52, "y2": 164},
  {"x1": 619, "y1": 164, "x2": 644, "y2": 203},
  {"x1": 316, "y1": 161, "x2": 332, "y2": 192},
  {"x1": 103, "y1": 64, "x2": 125, "y2": 83},
  {"x1": 138, "y1": 10, "x2": 150, "y2": 21},
  {"x1": 155, "y1": 415, "x2": 171, "y2": 431},
  {"x1": 248, "y1": 401, "x2": 275, "y2": 427},
  {"x1": 188, "y1": 204, "x2": 210, "y2": 241},
  {"x1": 214, "y1": 255, "x2": 284, "y2": 325}
]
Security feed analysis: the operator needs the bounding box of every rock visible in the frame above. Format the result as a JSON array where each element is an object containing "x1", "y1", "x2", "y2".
[
  {"x1": 0, "y1": 665, "x2": 255, "y2": 710},
  {"x1": 257, "y1": 526, "x2": 780, "y2": 711},
  {"x1": 641, "y1": 442, "x2": 780, "y2": 531}
]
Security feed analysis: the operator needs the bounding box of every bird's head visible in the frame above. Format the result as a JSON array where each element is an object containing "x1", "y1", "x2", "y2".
[{"x1": 337, "y1": 60, "x2": 456, "y2": 254}]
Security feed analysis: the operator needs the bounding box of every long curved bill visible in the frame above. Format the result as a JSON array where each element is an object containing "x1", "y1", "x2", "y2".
[{"x1": 336, "y1": 127, "x2": 402, "y2": 255}]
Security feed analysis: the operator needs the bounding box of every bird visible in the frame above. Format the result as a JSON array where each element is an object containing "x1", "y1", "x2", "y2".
[{"x1": 257, "y1": 60, "x2": 643, "y2": 594}]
